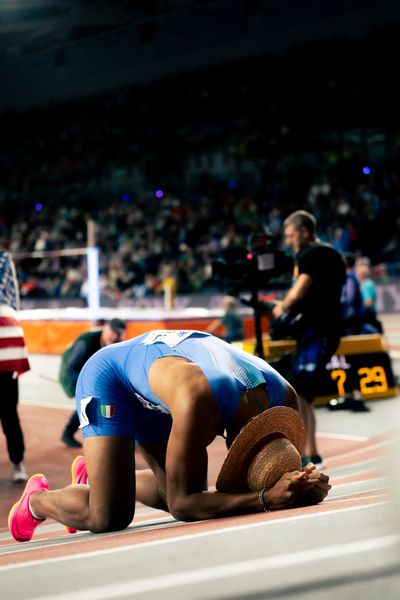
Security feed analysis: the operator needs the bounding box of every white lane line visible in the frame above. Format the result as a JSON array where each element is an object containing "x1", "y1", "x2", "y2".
[
  {"x1": 0, "y1": 479, "x2": 384, "y2": 545},
  {"x1": 0, "y1": 512, "x2": 174, "y2": 543},
  {"x1": 328, "y1": 481, "x2": 387, "y2": 496},
  {"x1": 318, "y1": 432, "x2": 370, "y2": 442},
  {"x1": 326, "y1": 438, "x2": 393, "y2": 462},
  {"x1": 325, "y1": 496, "x2": 389, "y2": 505},
  {"x1": 330, "y1": 465, "x2": 387, "y2": 481},
  {"x1": 328, "y1": 457, "x2": 383, "y2": 475},
  {"x1": 18, "y1": 534, "x2": 400, "y2": 600},
  {"x1": 0, "y1": 502, "x2": 389, "y2": 570},
  {"x1": 330, "y1": 478, "x2": 387, "y2": 492},
  {"x1": 0, "y1": 516, "x2": 180, "y2": 554}
]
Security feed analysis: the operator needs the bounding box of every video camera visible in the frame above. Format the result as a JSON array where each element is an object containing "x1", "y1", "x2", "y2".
[
  {"x1": 211, "y1": 231, "x2": 292, "y2": 294},
  {"x1": 211, "y1": 231, "x2": 294, "y2": 359}
]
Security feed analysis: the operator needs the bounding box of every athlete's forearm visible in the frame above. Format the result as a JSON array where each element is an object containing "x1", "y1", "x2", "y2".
[
  {"x1": 167, "y1": 470, "x2": 330, "y2": 520},
  {"x1": 167, "y1": 489, "x2": 265, "y2": 521}
]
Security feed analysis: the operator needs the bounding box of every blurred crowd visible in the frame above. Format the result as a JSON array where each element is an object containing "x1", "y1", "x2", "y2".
[
  {"x1": 2, "y1": 169, "x2": 398, "y2": 304},
  {"x1": 1, "y1": 27, "x2": 400, "y2": 302}
]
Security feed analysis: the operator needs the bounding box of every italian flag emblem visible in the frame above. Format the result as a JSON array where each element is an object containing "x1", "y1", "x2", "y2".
[{"x1": 101, "y1": 405, "x2": 116, "y2": 418}]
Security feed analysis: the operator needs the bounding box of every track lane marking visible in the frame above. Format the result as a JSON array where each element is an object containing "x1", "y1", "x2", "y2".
[
  {"x1": 318, "y1": 432, "x2": 369, "y2": 442},
  {"x1": 13, "y1": 534, "x2": 400, "y2": 600},
  {"x1": 0, "y1": 500, "x2": 391, "y2": 569}
]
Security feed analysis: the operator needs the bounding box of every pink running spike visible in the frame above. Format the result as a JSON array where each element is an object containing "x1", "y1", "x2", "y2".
[{"x1": 8, "y1": 474, "x2": 48, "y2": 542}]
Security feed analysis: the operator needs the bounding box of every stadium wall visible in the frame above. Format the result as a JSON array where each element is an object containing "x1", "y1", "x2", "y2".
[{"x1": 19, "y1": 307, "x2": 257, "y2": 354}]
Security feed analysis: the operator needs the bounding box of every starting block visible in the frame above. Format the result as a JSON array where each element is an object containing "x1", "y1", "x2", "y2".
[{"x1": 233, "y1": 334, "x2": 399, "y2": 406}]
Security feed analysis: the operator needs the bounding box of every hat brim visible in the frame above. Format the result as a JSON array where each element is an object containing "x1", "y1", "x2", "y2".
[{"x1": 216, "y1": 406, "x2": 305, "y2": 493}]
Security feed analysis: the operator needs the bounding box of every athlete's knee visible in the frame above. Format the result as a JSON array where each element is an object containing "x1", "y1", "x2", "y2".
[{"x1": 88, "y1": 507, "x2": 134, "y2": 534}]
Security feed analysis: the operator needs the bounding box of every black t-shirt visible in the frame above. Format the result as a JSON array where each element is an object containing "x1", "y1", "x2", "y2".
[{"x1": 294, "y1": 243, "x2": 346, "y2": 334}]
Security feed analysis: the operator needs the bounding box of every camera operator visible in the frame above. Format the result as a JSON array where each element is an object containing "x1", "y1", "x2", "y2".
[{"x1": 272, "y1": 210, "x2": 346, "y2": 468}]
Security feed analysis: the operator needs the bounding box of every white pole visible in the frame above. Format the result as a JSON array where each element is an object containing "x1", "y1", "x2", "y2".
[
  {"x1": 87, "y1": 246, "x2": 100, "y2": 314},
  {"x1": 86, "y1": 219, "x2": 100, "y2": 315}
]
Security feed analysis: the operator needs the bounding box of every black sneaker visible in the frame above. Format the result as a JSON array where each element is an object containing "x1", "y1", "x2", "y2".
[
  {"x1": 349, "y1": 397, "x2": 370, "y2": 412},
  {"x1": 310, "y1": 454, "x2": 326, "y2": 469},
  {"x1": 61, "y1": 432, "x2": 82, "y2": 448}
]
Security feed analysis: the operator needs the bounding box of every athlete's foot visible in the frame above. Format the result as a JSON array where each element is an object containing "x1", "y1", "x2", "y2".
[{"x1": 8, "y1": 474, "x2": 48, "y2": 542}]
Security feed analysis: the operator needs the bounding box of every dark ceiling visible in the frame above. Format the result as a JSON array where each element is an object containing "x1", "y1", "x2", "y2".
[{"x1": 0, "y1": 0, "x2": 197, "y2": 64}]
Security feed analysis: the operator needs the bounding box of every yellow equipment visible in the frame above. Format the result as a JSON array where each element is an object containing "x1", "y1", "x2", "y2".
[{"x1": 233, "y1": 334, "x2": 398, "y2": 405}]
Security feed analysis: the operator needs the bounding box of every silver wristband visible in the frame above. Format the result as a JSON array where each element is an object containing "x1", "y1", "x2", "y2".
[{"x1": 258, "y1": 487, "x2": 271, "y2": 512}]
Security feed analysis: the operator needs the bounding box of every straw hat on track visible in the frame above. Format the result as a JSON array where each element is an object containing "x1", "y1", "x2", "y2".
[{"x1": 216, "y1": 406, "x2": 305, "y2": 493}]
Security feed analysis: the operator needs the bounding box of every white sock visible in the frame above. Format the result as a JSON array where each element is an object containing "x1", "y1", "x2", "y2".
[{"x1": 29, "y1": 498, "x2": 45, "y2": 521}]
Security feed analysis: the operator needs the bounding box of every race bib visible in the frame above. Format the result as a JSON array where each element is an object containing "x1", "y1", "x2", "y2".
[
  {"x1": 78, "y1": 396, "x2": 93, "y2": 428},
  {"x1": 135, "y1": 392, "x2": 170, "y2": 414},
  {"x1": 142, "y1": 330, "x2": 195, "y2": 348}
]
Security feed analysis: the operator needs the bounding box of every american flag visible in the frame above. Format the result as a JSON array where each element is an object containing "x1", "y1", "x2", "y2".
[
  {"x1": 0, "y1": 250, "x2": 30, "y2": 375},
  {"x1": 0, "y1": 250, "x2": 18, "y2": 310}
]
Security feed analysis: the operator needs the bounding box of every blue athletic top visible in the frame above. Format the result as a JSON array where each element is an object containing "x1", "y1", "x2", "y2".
[{"x1": 75, "y1": 330, "x2": 287, "y2": 443}]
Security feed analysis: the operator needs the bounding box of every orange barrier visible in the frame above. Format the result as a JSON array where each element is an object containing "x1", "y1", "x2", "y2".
[{"x1": 21, "y1": 316, "x2": 258, "y2": 354}]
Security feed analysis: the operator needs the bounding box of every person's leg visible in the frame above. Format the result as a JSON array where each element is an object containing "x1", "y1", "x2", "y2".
[
  {"x1": 61, "y1": 411, "x2": 82, "y2": 448},
  {"x1": 298, "y1": 396, "x2": 318, "y2": 457},
  {"x1": 31, "y1": 435, "x2": 136, "y2": 533},
  {"x1": 136, "y1": 469, "x2": 168, "y2": 510},
  {"x1": 65, "y1": 410, "x2": 81, "y2": 434},
  {"x1": 287, "y1": 339, "x2": 321, "y2": 463},
  {"x1": 136, "y1": 442, "x2": 169, "y2": 511},
  {"x1": 292, "y1": 332, "x2": 340, "y2": 464},
  {"x1": 0, "y1": 373, "x2": 25, "y2": 465}
]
